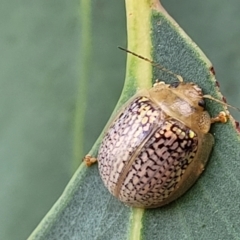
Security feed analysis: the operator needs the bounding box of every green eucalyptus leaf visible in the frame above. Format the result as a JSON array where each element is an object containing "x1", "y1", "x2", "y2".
[{"x1": 24, "y1": 0, "x2": 240, "y2": 239}]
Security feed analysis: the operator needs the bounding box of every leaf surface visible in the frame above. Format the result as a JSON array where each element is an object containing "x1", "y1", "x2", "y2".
[{"x1": 26, "y1": 1, "x2": 240, "y2": 239}]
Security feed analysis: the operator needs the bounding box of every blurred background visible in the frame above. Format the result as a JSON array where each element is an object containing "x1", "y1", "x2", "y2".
[{"x1": 0, "y1": 0, "x2": 239, "y2": 239}]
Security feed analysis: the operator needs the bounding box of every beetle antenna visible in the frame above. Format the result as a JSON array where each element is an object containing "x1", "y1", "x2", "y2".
[
  {"x1": 203, "y1": 95, "x2": 240, "y2": 112},
  {"x1": 118, "y1": 46, "x2": 183, "y2": 82},
  {"x1": 118, "y1": 47, "x2": 240, "y2": 113}
]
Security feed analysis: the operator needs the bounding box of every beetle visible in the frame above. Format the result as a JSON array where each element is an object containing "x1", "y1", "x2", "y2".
[{"x1": 84, "y1": 48, "x2": 235, "y2": 208}]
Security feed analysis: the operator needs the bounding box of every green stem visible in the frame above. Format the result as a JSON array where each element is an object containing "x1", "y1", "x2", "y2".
[{"x1": 73, "y1": 0, "x2": 92, "y2": 170}]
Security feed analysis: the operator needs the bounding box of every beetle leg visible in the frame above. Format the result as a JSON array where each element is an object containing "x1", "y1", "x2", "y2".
[
  {"x1": 83, "y1": 155, "x2": 97, "y2": 167},
  {"x1": 211, "y1": 111, "x2": 230, "y2": 124}
]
